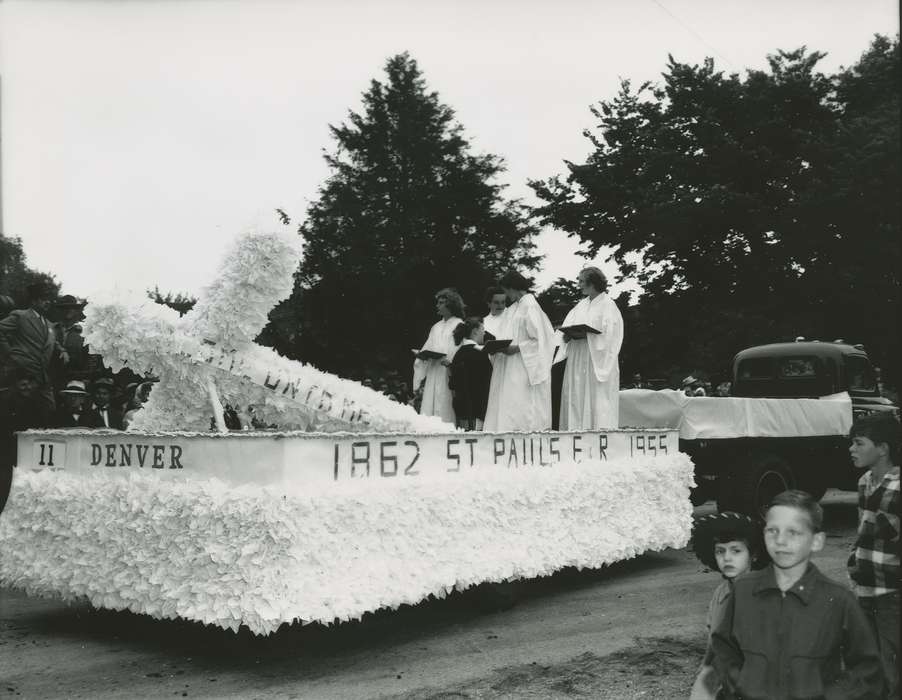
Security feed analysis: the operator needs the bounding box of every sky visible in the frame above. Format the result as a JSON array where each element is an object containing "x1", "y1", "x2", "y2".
[{"x1": 0, "y1": 0, "x2": 897, "y2": 302}]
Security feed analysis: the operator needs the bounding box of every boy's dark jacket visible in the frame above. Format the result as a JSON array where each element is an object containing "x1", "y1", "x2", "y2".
[{"x1": 711, "y1": 563, "x2": 883, "y2": 700}]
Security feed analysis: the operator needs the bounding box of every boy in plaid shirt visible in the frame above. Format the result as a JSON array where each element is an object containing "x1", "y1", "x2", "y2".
[{"x1": 849, "y1": 412, "x2": 901, "y2": 699}]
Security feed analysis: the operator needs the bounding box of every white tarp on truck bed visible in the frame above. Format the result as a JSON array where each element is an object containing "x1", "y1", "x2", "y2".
[{"x1": 619, "y1": 389, "x2": 852, "y2": 440}]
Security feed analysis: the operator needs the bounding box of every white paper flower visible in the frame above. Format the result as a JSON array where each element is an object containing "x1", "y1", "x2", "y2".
[{"x1": 0, "y1": 454, "x2": 693, "y2": 635}]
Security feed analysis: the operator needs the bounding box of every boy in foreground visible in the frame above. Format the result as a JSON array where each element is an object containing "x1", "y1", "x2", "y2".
[
  {"x1": 849, "y1": 413, "x2": 900, "y2": 699},
  {"x1": 712, "y1": 490, "x2": 883, "y2": 699}
]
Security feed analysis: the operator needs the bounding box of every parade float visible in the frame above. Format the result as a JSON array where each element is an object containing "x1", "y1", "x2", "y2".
[{"x1": 0, "y1": 231, "x2": 693, "y2": 635}]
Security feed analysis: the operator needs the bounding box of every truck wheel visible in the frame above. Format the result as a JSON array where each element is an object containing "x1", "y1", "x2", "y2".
[
  {"x1": 797, "y1": 479, "x2": 828, "y2": 502},
  {"x1": 717, "y1": 454, "x2": 795, "y2": 516}
]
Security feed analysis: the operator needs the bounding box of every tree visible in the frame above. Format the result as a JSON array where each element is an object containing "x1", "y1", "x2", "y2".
[
  {"x1": 0, "y1": 234, "x2": 59, "y2": 305},
  {"x1": 530, "y1": 36, "x2": 900, "y2": 385},
  {"x1": 267, "y1": 53, "x2": 540, "y2": 381},
  {"x1": 148, "y1": 287, "x2": 197, "y2": 317},
  {"x1": 536, "y1": 277, "x2": 582, "y2": 326}
]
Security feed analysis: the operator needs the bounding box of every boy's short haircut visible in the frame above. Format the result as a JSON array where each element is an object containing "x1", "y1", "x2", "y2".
[
  {"x1": 767, "y1": 490, "x2": 824, "y2": 532},
  {"x1": 484, "y1": 286, "x2": 505, "y2": 303},
  {"x1": 850, "y1": 412, "x2": 902, "y2": 463}
]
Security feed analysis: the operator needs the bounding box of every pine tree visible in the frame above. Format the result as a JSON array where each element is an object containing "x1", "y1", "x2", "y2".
[{"x1": 269, "y1": 53, "x2": 539, "y2": 381}]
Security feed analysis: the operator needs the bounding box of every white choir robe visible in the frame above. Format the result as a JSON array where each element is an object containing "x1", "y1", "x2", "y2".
[
  {"x1": 555, "y1": 294, "x2": 624, "y2": 430},
  {"x1": 413, "y1": 316, "x2": 462, "y2": 424},
  {"x1": 483, "y1": 311, "x2": 506, "y2": 340},
  {"x1": 484, "y1": 294, "x2": 556, "y2": 431}
]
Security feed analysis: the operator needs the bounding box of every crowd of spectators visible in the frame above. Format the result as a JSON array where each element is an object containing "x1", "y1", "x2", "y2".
[{"x1": 0, "y1": 282, "x2": 156, "y2": 461}]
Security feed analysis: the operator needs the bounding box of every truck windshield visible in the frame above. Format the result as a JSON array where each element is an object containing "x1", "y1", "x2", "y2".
[
  {"x1": 735, "y1": 355, "x2": 827, "y2": 397},
  {"x1": 845, "y1": 356, "x2": 877, "y2": 393}
]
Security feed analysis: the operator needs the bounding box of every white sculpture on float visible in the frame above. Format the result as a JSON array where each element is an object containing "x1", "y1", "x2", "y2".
[{"x1": 83, "y1": 230, "x2": 451, "y2": 433}]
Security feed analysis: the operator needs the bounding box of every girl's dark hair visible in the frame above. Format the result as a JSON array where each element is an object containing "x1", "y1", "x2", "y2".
[
  {"x1": 453, "y1": 317, "x2": 483, "y2": 345},
  {"x1": 498, "y1": 270, "x2": 534, "y2": 292},
  {"x1": 435, "y1": 288, "x2": 466, "y2": 319},
  {"x1": 580, "y1": 266, "x2": 609, "y2": 294},
  {"x1": 712, "y1": 529, "x2": 767, "y2": 569}
]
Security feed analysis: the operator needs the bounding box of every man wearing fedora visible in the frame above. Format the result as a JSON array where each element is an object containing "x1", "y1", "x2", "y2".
[
  {"x1": 53, "y1": 379, "x2": 101, "y2": 428},
  {"x1": 52, "y1": 295, "x2": 88, "y2": 390},
  {"x1": 0, "y1": 282, "x2": 68, "y2": 412}
]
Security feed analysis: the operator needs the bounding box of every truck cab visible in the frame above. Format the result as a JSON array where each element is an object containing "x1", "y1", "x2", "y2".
[{"x1": 732, "y1": 341, "x2": 897, "y2": 419}]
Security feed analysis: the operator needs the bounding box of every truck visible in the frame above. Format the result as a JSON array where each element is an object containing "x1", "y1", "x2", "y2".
[{"x1": 622, "y1": 340, "x2": 898, "y2": 515}]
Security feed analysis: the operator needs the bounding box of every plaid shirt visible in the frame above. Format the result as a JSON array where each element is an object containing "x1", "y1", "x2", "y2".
[{"x1": 848, "y1": 466, "x2": 900, "y2": 597}]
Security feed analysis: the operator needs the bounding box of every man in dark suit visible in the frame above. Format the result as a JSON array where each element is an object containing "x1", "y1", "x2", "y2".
[
  {"x1": 52, "y1": 295, "x2": 88, "y2": 390},
  {"x1": 88, "y1": 377, "x2": 123, "y2": 429},
  {"x1": 0, "y1": 282, "x2": 67, "y2": 412},
  {"x1": 53, "y1": 379, "x2": 101, "y2": 428}
]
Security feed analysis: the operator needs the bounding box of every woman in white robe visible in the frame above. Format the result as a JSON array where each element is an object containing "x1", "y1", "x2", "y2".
[
  {"x1": 555, "y1": 267, "x2": 624, "y2": 430},
  {"x1": 413, "y1": 288, "x2": 464, "y2": 424},
  {"x1": 484, "y1": 272, "x2": 556, "y2": 431}
]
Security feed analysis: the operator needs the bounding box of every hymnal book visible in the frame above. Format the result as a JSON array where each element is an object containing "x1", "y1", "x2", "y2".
[
  {"x1": 412, "y1": 348, "x2": 446, "y2": 360},
  {"x1": 561, "y1": 324, "x2": 600, "y2": 336},
  {"x1": 482, "y1": 338, "x2": 513, "y2": 354}
]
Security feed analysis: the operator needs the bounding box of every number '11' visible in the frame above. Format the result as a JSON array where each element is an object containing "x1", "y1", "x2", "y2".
[{"x1": 38, "y1": 444, "x2": 55, "y2": 466}]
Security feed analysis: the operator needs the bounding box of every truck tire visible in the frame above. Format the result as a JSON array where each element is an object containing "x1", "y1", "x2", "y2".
[
  {"x1": 717, "y1": 453, "x2": 795, "y2": 516},
  {"x1": 797, "y1": 477, "x2": 828, "y2": 502}
]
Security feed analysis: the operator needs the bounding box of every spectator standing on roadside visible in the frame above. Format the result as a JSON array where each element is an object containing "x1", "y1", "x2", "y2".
[
  {"x1": 52, "y1": 380, "x2": 98, "y2": 428},
  {"x1": 52, "y1": 295, "x2": 88, "y2": 388},
  {"x1": 848, "y1": 413, "x2": 901, "y2": 699},
  {"x1": 484, "y1": 271, "x2": 555, "y2": 431},
  {"x1": 682, "y1": 375, "x2": 707, "y2": 397},
  {"x1": 688, "y1": 512, "x2": 768, "y2": 699},
  {"x1": 0, "y1": 282, "x2": 67, "y2": 411},
  {"x1": 712, "y1": 490, "x2": 883, "y2": 699},
  {"x1": 482, "y1": 286, "x2": 507, "y2": 342},
  {"x1": 555, "y1": 267, "x2": 624, "y2": 430},
  {"x1": 0, "y1": 368, "x2": 51, "y2": 464},
  {"x1": 86, "y1": 377, "x2": 123, "y2": 429}
]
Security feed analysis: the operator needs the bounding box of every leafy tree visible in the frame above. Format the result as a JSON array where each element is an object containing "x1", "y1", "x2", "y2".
[
  {"x1": 536, "y1": 277, "x2": 582, "y2": 326},
  {"x1": 267, "y1": 53, "x2": 540, "y2": 380},
  {"x1": 0, "y1": 234, "x2": 59, "y2": 306},
  {"x1": 148, "y1": 287, "x2": 197, "y2": 317},
  {"x1": 531, "y1": 36, "x2": 900, "y2": 386}
]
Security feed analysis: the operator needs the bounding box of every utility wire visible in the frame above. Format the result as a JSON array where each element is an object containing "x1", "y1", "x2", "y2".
[{"x1": 648, "y1": 0, "x2": 737, "y2": 69}]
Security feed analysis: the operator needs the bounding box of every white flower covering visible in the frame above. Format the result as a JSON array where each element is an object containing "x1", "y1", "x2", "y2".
[
  {"x1": 0, "y1": 454, "x2": 693, "y2": 635},
  {"x1": 81, "y1": 230, "x2": 451, "y2": 433}
]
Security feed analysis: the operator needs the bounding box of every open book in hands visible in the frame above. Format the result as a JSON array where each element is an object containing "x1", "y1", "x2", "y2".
[
  {"x1": 482, "y1": 338, "x2": 513, "y2": 355},
  {"x1": 560, "y1": 324, "x2": 601, "y2": 339},
  {"x1": 412, "y1": 348, "x2": 446, "y2": 360}
]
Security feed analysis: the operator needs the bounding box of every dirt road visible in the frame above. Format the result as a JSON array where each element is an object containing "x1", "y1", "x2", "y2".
[{"x1": 1, "y1": 492, "x2": 859, "y2": 699}]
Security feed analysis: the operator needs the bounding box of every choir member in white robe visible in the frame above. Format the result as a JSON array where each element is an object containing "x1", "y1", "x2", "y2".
[
  {"x1": 555, "y1": 267, "x2": 624, "y2": 430},
  {"x1": 484, "y1": 271, "x2": 556, "y2": 431},
  {"x1": 413, "y1": 288, "x2": 464, "y2": 424},
  {"x1": 482, "y1": 286, "x2": 507, "y2": 341}
]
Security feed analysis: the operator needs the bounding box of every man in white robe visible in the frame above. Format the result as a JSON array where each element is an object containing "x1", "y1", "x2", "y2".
[
  {"x1": 413, "y1": 290, "x2": 463, "y2": 425},
  {"x1": 484, "y1": 274, "x2": 556, "y2": 431},
  {"x1": 555, "y1": 267, "x2": 624, "y2": 430}
]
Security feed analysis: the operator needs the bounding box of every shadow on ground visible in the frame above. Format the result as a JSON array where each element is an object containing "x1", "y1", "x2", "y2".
[{"x1": 383, "y1": 635, "x2": 708, "y2": 699}]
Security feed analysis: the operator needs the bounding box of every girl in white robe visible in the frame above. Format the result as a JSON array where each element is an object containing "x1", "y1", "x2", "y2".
[
  {"x1": 484, "y1": 273, "x2": 556, "y2": 431},
  {"x1": 482, "y1": 286, "x2": 508, "y2": 341},
  {"x1": 413, "y1": 288, "x2": 464, "y2": 425},
  {"x1": 555, "y1": 267, "x2": 624, "y2": 430}
]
